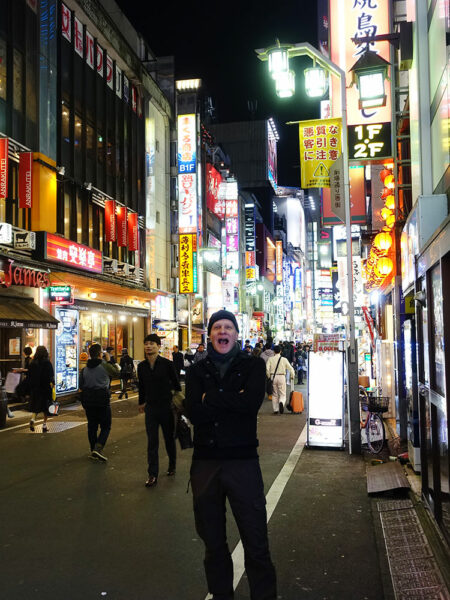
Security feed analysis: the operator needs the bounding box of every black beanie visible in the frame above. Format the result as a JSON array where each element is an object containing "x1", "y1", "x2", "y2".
[{"x1": 207, "y1": 310, "x2": 239, "y2": 335}]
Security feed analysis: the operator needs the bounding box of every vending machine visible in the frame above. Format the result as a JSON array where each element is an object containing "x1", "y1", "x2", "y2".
[{"x1": 403, "y1": 318, "x2": 420, "y2": 471}]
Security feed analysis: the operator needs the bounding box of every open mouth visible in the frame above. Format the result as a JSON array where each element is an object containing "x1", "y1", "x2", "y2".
[{"x1": 217, "y1": 338, "x2": 230, "y2": 347}]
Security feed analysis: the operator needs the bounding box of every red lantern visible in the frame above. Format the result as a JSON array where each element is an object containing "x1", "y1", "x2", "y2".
[
  {"x1": 379, "y1": 168, "x2": 392, "y2": 183},
  {"x1": 381, "y1": 187, "x2": 390, "y2": 200}
]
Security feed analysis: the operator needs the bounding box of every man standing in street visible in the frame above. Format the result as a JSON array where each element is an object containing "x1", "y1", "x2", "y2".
[
  {"x1": 137, "y1": 333, "x2": 181, "y2": 487},
  {"x1": 193, "y1": 342, "x2": 208, "y2": 364},
  {"x1": 172, "y1": 345, "x2": 184, "y2": 380},
  {"x1": 80, "y1": 344, "x2": 119, "y2": 461},
  {"x1": 266, "y1": 345, "x2": 295, "y2": 414},
  {"x1": 185, "y1": 309, "x2": 277, "y2": 600}
]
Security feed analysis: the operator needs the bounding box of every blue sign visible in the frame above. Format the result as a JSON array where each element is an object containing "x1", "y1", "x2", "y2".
[{"x1": 54, "y1": 307, "x2": 79, "y2": 395}]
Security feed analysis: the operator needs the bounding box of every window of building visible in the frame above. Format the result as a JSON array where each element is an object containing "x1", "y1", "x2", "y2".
[
  {"x1": 74, "y1": 112, "x2": 83, "y2": 180},
  {"x1": 64, "y1": 188, "x2": 71, "y2": 239},
  {"x1": 61, "y1": 98, "x2": 71, "y2": 168},
  {"x1": 12, "y1": 48, "x2": 24, "y2": 139},
  {"x1": 86, "y1": 121, "x2": 95, "y2": 183}
]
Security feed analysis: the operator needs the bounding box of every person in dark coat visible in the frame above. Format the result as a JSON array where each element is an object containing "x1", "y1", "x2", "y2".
[
  {"x1": 27, "y1": 346, "x2": 54, "y2": 433},
  {"x1": 118, "y1": 348, "x2": 134, "y2": 399},
  {"x1": 138, "y1": 333, "x2": 181, "y2": 487},
  {"x1": 185, "y1": 310, "x2": 277, "y2": 600},
  {"x1": 172, "y1": 345, "x2": 184, "y2": 379}
]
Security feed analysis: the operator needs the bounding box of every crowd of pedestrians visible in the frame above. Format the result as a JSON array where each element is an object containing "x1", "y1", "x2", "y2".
[{"x1": 7, "y1": 321, "x2": 312, "y2": 600}]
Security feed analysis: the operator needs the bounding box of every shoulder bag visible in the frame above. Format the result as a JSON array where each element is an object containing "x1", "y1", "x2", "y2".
[{"x1": 266, "y1": 356, "x2": 282, "y2": 395}]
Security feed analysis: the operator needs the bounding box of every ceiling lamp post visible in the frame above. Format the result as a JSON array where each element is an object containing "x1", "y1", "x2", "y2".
[
  {"x1": 349, "y1": 49, "x2": 390, "y2": 109},
  {"x1": 256, "y1": 41, "x2": 360, "y2": 455},
  {"x1": 304, "y1": 65, "x2": 328, "y2": 98}
]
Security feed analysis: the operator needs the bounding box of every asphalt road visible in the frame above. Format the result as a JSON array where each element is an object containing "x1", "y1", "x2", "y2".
[{"x1": 1, "y1": 389, "x2": 386, "y2": 600}]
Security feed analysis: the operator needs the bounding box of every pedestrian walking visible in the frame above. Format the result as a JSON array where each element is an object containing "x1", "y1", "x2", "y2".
[
  {"x1": 137, "y1": 333, "x2": 181, "y2": 487},
  {"x1": 185, "y1": 309, "x2": 277, "y2": 600},
  {"x1": 27, "y1": 346, "x2": 55, "y2": 432},
  {"x1": 266, "y1": 345, "x2": 295, "y2": 414},
  {"x1": 106, "y1": 346, "x2": 116, "y2": 365},
  {"x1": 172, "y1": 345, "x2": 184, "y2": 379},
  {"x1": 79, "y1": 343, "x2": 117, "y2": 461},
  {"x1": 260, "y1": 342, "x2": 275, "y2": 364},
  {"x1": 193, "y1": 342, "x2": 208, "y2": 364},
  {"x1": 118, "y1": 348, "x2": 134, "y2": 399}
]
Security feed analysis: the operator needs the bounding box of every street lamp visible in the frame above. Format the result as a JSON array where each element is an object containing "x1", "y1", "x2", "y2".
[
  {"x1": 304, "y1": 66, "x2": 328, "y2": 98},
  {"x1": 349, "y1": 49, "x2": 390, "y2": 109},
  {"x1": 256, "y1": 41, "x2": 360, "y2": 454}
]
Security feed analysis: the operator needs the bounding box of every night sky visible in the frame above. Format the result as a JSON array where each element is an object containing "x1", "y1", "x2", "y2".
[{"x1": 114, "y1": 0, "x2": 319, "y2": 187}]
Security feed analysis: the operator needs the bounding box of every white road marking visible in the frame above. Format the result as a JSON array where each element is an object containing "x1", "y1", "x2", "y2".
[{"x1": 205, "y1": 423, "x2": 308, "y2": 599}]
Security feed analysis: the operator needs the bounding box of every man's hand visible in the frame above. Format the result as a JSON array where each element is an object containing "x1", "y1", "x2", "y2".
[{"x1": 138, "y1": 403, "x2": 146, "y2": 414}]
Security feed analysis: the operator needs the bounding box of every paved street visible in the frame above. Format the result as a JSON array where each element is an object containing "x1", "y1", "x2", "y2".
[{"x1": 1, "y1": 388, "x2": 387, "y2": 600}]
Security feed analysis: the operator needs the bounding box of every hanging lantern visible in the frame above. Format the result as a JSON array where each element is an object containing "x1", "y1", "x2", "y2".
[
  {"x1": 385, "y1": 194, "x2": 395, "y2": 210},
  {"x1": 386, "y1": 214, "x2": 396, "y2": 228},
  {"x1": 381, "y1": 206, "x2": 392, "y2": 220},
  {"x1": 381, "y1": 187, "x2": 391, "y2": 200},
  {"x1": 374, "y1": 232, "x2": 392, "y2": 252},
  {"x1": 379, "y1": 168, "x2": 392, "y2": 183},
  {"x1": 375, "y1": 256, "x2": 393, "y2": 277},
  {"x1": 384, "y1": 174, "x2": 395, "y2": 189}
]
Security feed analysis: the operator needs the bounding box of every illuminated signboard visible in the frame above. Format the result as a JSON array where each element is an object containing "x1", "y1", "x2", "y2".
[
  {"x1": 245, "y1": 205, "x2": 256, "y2": 252},
  {"x1": 348, "y1": 123, "x2": 392, "y2": 160},
  {"x1": 49, "y1": 285, "x2": 72, "y2": 302},
  {"x1": 179, "y1": 233, "x2": 198, "y2": 294},
  {"x1": 178, "y1": 173, "x2": 197, "y2": 233},
  {"x1": 276, "y1": 240, "x2": 283, "y2": 282},
  {"x1": 177, "y1": 114, "x2": 196, "y2": 174},
  {"x1": 44, "y1": 233, "x2": 103, "y2": 274},
  {"x1": 267, "y1": 120, "x2": 278, "y2": 190},
  {"x1": 54, "y1": 307, "x2": 79, "y2": 395},
  {"x1": 298, "y1": 118, "x2": 342, "y2": 188},
  {"x1": 206, "y1": 164, "x2": 225, "y2": 219},
  {"x1": 330, "y1": 0, "x2": 391, "y2": 126}
]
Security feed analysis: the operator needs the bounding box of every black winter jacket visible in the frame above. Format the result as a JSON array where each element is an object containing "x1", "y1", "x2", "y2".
[
  {"x1": 185, "y1": 352, "x2": 266, "y2": 459},
  {"x1": 137, "y1": 356, "x2": 181, "y2": 410}
]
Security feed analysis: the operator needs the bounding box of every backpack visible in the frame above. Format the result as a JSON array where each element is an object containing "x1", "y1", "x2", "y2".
[{"x1": 121, "y1": 357, "x2": 133, "y2": 376}]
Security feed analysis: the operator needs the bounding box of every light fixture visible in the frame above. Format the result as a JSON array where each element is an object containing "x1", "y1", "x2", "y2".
[
  {"x1": 385, "y1": 195, "x2": 395, "y2": 210},
  {"x1": 375, "y1": 256, "x2": 393, "y2": 277},
  {"x1": 84, "y1": 182, "x2": 92, "y2": 191},
  {"x1": 384, "y1": 174, "x2": 395, "y2": 189},
  {"x1": 119, "y1": 315, "x2": 126, "y2": 322},
  {"x1": 175, "y1": 78, "x2": 202, "y2": 91},
  {"x1": 267, "y1": 44, "x2": 290, "y2": 79},
  {"x1": 349, "y1": 49, "x2": 390, "y2": 109},
  {"x1": 379, "y1": 168, "x2": 392, "y2": 182},
  {"x1": 89, "y1": 292, "x2": 97, "y2": 299},
  {"x1": 385, "y1": 214, "x2": 396, "y2": 228},
  {"x1": 57, "y1": 166, "x2": 65, "y2": 176},
  {"x1": 133, "y1": 317, "x2": 137, "y2": 322},
  {"x1": 380, "y1": 207, "x2": 392, "y2": 221},
  {"x1": 275, "y1": 69, "x2": 295, "y2": 98},
  {"x1": 107, "y1": 314, "x2": 113, "y2": 321},
  {"x1": 373, "y1": 232, "x2": 392, "y2": 252},
  {"x1": 304, "y1": 66, "x2": 328, "y2": 98}
]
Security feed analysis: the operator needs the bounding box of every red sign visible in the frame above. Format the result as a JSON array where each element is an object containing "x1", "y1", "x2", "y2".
[
  {"x1": 206, "y1": 164, "x2": 225, "y2": 219},
  {"x1": 0, "y1": 138, "x2": 8, "y2": 199},
  {"x1": 128, "y1": 212, "x2": 139, "y2": 252},
  {"x1": 0, "y1": 257, "x2": 50, "y2": 289},
  {"x1": 116, "y1": 206, "x2": 127, "y2": 247},
  {"x1": 45, "y1": 233, "x2": 102, "y2": 274},
  {"x1": 322, "y1": 166, "x2": 366, "y2": 226},
  {"x1": 19, "y1": 153, "x2": 33, "y2": 209},
  {"x1": 104, "y1": 200, "x2": 116, "y2": 242}
]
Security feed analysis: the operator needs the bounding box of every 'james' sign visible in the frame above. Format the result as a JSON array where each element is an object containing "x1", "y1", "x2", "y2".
[{"x1": 0, "y1": 257, "x2": 50, "y2": 289}]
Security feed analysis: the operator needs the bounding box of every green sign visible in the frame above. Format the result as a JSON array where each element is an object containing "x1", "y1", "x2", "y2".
[{"x1": 49, "y1": 285, "x2": 72, "y2": 301}]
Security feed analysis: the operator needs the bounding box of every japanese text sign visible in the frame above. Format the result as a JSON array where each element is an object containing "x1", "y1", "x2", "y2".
[
  {"x1": 0, "y1": 138, "x2": 8, "y2": 199},
  {"x1": 179, "y1": 234, "x2": 198, "y2": 294},
  {"x1": 206, "y1": 164, "x2": 224, "y2": 219},
  {"x1": 177, "y1": 114, "x2": 196, "y2": 174},
  {"x1": 178, "y1": 173, "x2": 197, "y2": 233},
  {"x1": 348, "y1": 122, "x2": 392, "y2": 161},
  {"x1": 45, "y1": 233, "x2": 102, "y2": 274},
  {"x1": 19, "y1": 153, "x2": 33, "y2": 209},
  {"x1": 276, "y1": 241, "x2": 283, "y2": 282},
  {"x1": 104, "y1": 200, "x2": 116, "y2": 242},
  {"x1": 298, "y1": 118, "x2": 342, "y2": 188}
]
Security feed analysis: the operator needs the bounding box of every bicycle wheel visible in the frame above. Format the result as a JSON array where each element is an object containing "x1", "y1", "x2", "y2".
[{"x1": 367, "y1": 413, "x2": 385, "y2": 454}]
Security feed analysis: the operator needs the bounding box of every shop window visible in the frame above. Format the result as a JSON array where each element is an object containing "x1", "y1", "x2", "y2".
[{"x1": 430, "y1": 263, "x2": 445, "y2": 396}]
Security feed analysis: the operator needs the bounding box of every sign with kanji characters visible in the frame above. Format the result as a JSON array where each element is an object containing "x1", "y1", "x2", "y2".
[
  {"x1": 44, "y1": 233, "x2": 102, "y2": 274},
  {"x1": 178, "y1": 173, "x2": 197, "y2": 233},
  {"x1": 206, "y1": 164, "x2": 224, "y2": 219},
  {"x1": 298, "y1": 118, "x2": 342, "y2": 188},
  {"x1": 329, "y1": 154, "x2": 345, "y2": 223},
  {"x1": 178, "y1": 114, "x2": 197, "y2": 174},
  {"x1": 179, "y1": 234, "x2": 198, "y2": 294}
]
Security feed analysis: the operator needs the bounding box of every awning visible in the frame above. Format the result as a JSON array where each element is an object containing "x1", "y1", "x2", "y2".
[{"x1": 0, "y1": 297, "x2": 59, "y2": 329}]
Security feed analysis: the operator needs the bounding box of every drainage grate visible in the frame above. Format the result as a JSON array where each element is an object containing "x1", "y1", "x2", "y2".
[
  {"x1": 379, "y1": 499, "x2": 450, "y2": 599},
  {"x1": 20, "y1": 421, "x2": 85, "y2": 434}
]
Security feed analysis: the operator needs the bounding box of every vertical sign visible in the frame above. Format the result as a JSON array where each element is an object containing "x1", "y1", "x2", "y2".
[
  {"x1": 178, "y1": 114, "x2": 197, "y2": 233},
  {"x1": 116, "y1": 205, "x2": 127, "y2": 247},
  {"x1": 96, "y1": 44, "x2": 104, "y2": 77},
  {"x1": 179, "y1": 233, "x2": 198, "y2": 294},
  {"x1": 329, "y1": 154, "x2": 345, "y2": 223},
  {"x1": 177, "y1": 114, "x2": 197, "y2": 173},
  {"x1": 276, "y1": 240, "x2": 283, "y2": 282},
  {"x1": 206, "y1": 164, "x2": 224, "y2": 218},
  {"x1": 127, "y1": 211, "x2": 139, "y2": 252},
  {"x1": 54, "y1": 307, "x2": 79, "y2": 395},
  {"x1": 0, "y1": 138, "x2": 8, "y2": 199},
  {"x1": 104, "y1": 200, "x2": 116, "y2": 242},
  {"x1": 106, "y1": 54, "x2": 114, "y2": 90},
  {"x1": 298, "y1": 118, "x2": 342, "y2": 188},
  {"x1": 19, "y1": 153, "x2": 33, "y2": 208},
  {"x1": 244, "y1": 204, "x2": 256, "y2": 252},
  {"x1": 74, "y1": 17, "x2": 83, "y2": 58},
  {"x1": 85, "y1": 30, "x2": 94, "y2": 69},
  {"x1": 61, "y1": 2, "x2": 71, "y2": 42}
]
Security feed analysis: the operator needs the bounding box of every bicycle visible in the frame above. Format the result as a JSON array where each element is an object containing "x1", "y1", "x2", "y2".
[{"x1": 359, "y1": 386, "x2": 389, "y2": 454}]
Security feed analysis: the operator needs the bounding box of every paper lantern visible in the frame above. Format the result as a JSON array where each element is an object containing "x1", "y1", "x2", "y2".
[
  {"x1": 385, "y1": 195, "x2": 395, "y2": 210},
  {"x1": 381, "y1": 207, "x2": 392, "y2": 220},
  {"x1": 379, "y1": 168, "x2": 392, "y2": 183},
  {"x1": 375, "y1": 257, "x2": 393, "y2": 277},
  {"x1": 374, "y1": 232, "x2": 392, "y2": 252},
  {"x1": 381, "y1": 187, "x2": 391, "y2": 200},
  {"x1": 386, "y1": 214, "x2": 395, "y2": 228},
  {"x1": 384, "y1": 174, "x2": 395, "y2": 189}
]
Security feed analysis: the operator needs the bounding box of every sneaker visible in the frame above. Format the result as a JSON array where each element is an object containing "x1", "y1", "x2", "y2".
[
  {"x1": 145, "y1": 476, "x2": 158, "y2": 487},
  {"x1": 167, "y1": 468, "x2": 176, "y2": 476},
  {"x1": 279, "y1": 402, "x2": 284, "y2": 414},
  {"x1": 91, "y1": 448, "x2": 108, "y2": 462},
  {"x1": 89, "y1": 452, "x2": 99, "y2": 461},
  {"x1": 7, "y1": 408, "x2": 14, "y2": 418},
  {"x1": 42, "y1": 424, "x2": 48, "y2": 433},
  {"x1": 29, "y1": 419, "x2": 35, "y2": 432}
]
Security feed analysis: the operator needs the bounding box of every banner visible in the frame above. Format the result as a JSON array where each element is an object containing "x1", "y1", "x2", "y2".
[
  {"x1": 298, "y1": 118, "x2": 342, "y2": 188},
  {"x1": 116, "y1": 205, "x2": 127, "y2": 247},
  {"x1": 19, "y1": 152, "x2": 33, "y2": 209},
  {"x1": 127, "y1": 211, "x2": 139, "y2": 252},
  {"x1": 276, "y1": 241, "x2": 283, "y2": 282},
  {"x1": 0, "y1": 138, "x2": 8, "y2": 199},
  {"x1": 179, "y1": 233, "x2": 198, "y2": 294},
  {"x1": 206, "y1": 164, "x2": 224, "y2": 218},
  {"x1": 322, "y1": 166, "x2": 366, "y2": 225},
  {"x1": 104, "y1": 200, "x2": 116, "y2": 242}
]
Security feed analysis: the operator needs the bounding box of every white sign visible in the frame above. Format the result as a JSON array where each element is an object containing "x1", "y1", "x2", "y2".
[
  {"x1": 307, "y1": 351, "x2": 345, "y2": 448},
  {"x1": 0, "y1": 222, "x2": 12, "y2": 244},
  {"x1": 330, "y1": 154, "x2": 345, "y2": 224},
  {"x1": 14, "y1": 230, "x2": 36, "y2": 249}
]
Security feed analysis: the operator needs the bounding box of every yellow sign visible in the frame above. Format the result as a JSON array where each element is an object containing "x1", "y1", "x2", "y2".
[
  {"x1": 179, "y1": 233, "x2": 198, "y2": 294},
  {"x1": 298, "y1": 118, "x2": 342, "y2": 188}
]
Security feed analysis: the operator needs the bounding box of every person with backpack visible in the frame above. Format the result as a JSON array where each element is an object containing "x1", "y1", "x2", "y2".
[
  {"x1": 79, "y1": 343, "x2": 118, "y2": 461},
  {"x1": 119, "y1": 348, "x2": 134, "y2": 399}
]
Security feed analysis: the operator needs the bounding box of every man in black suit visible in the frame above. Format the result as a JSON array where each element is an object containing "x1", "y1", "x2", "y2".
[
  {"x1": 172, "y1": 345, "x2": 184, "y2": 379},
  {"x1": 138, "y1": 334, "x2": 181, "y2": 487}
]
